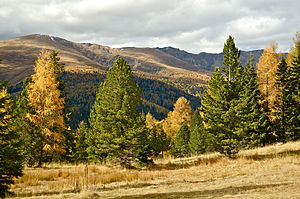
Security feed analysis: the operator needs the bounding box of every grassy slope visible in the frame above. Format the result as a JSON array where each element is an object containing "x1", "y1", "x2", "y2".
[
  {"x1": 0, "y1": 34, "x2": 210, "y2": 86},
  {"x1": 9, "y1": 141, "x2": 300, "y2": 199},
  {"x1": 0, "y1": 35, "x2": 108, "y2": 84}
]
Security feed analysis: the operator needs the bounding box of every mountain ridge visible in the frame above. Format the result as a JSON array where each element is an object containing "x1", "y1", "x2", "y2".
[
  {"x1": 1, "y1": 34, "x2": 265, "y2": 84},
  {"x1": 157, "y1": 47, "x2": 264, "y2": 71}
]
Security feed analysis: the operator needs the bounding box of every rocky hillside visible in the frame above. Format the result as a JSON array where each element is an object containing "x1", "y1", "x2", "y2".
[{"x1": 157, "y1": 47, "x2": 264, "y2": 71}]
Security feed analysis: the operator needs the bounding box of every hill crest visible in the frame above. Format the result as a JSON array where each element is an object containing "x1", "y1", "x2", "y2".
[{"x1": 0, "y1": 34, "x2": 266, "y2": 85}]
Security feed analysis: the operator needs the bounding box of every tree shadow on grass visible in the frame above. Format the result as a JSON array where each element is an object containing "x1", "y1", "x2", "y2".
[
  {"x1": 149, "y1": 155, "x2": 224, "y2": 171},
  {"x1": 8, "y1": 189, "x2": 81, "y2": 198},
  {"x1": 94, "y1": 179, "x2": 215, "y2": 192},
  {"x1": 244, "y1": 149, "x2": 300, "y2": 161},
  {"x1": 116, "y1": 182, "x2": 291, "y2": 199}
]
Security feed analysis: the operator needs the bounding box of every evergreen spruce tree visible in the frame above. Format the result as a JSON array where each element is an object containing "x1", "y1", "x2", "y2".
[
  {"x1": 286, "y1": 40, "x2": 300, "y2": 139},
  {"x1": 190, "y1": 110, "x2": 202, "y2": 133},
  {"x1": 131, "y1": 116, "x2": 152, "y2": 166},
  {"x1": 172, "y1": 122, "x2": 190, "y2": 157},
  {"x1": 158, "y1": 128, "x2": 171, "y2": 158},
  {"x1": 88, "y1": 57, "x2": 150, "y2": 167},
  {"x1": 202, "y1": 36, "x2": 263, "y2": 157},
  {"x1": 0, "y1": 81, "x2": 23, "y2": 197},
  {"x1": 51, "y1": 51, "x2": 74, "y2": 162},
  {"x1": 189, "y1": 110, "x2": 209, "y2": 155},
  {"x1": 14, "y1": 78, "x2": 43, "y2": 167},
  {"x1": 274, "y1": 58, "x2": 290, "y2": 141},
  {"x1": 219, "y1": 36, "x2": 245, "y2": 157},
  {"x1": 73, "y1": 121, "x2": 89, "y2": 163},
  {"x1": 235, "y1": 55, "x2": 272, "y2": 147},
  {"x1": 222, "y1": 36, "x2": 244, "y2": 98},
  {"x1": 149, "y1": 125, "x2": 171, "y2": 158},
  {"x1": 273, "y1": 33, "x2": 300, "y2": 141},
  {"x1": 201, "y1": 67, "x2": 227, "y2": 154},
  {"x1": 149, "y1": 127, "x2": 160, "y2": 157}
]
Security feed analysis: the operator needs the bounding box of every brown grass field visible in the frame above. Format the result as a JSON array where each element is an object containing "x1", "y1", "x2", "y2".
[{"x1": 8, "y1": 141, "x2": 300, "y2": 199}]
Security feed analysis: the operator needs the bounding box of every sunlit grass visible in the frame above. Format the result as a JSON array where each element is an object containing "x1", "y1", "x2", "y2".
[{"x1": 8, "y1": 140, "x2": 300, "y2": 198}]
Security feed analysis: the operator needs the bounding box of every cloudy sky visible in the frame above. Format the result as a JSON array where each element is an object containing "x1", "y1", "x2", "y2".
[{"x1": 0, "y1": 0, "x2": 299, "y2": 53}]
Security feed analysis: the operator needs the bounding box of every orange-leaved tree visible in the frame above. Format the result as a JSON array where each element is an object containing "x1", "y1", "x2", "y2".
[
  {"x1": 163, "y1": 97, "x2": 192, "y2": 138},
  {"x1": 145, "y1": 112, "x2": 159, "y2": 129},
  {"x1": 27, "y1": 50, "x2": 65, "y2": 166},
  {"x1": 257, "y1": 42, "x2": 282, "y2": 119}
]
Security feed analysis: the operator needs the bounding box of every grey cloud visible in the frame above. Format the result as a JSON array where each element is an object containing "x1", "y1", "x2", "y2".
[{"x1": 0, "y1": 0, "x2": 299, "y2": 53}]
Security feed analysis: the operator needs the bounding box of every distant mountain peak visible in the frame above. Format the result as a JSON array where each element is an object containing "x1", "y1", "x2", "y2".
[{"x1": 157, "y1": 46, "x2": 191, "y2": 54}]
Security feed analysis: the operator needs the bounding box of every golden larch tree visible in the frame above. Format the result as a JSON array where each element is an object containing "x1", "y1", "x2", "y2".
[
  {"x1": 27, "y1": 50, "x2": 65, "y2": 155},
  {"x1": 163, "y1": 97, "x2": 192, "y2": 138},
  {"x1": 145, "y1": 112, "x2": 159, "y2": 130},
  {"x1": 257, "y1": 42, "x2": 282, "y2": 119}
]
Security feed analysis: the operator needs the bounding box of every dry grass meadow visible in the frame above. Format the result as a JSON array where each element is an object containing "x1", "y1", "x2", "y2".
[{"x1": 8, "y1": 141, "x2": 300, "y2": 199}]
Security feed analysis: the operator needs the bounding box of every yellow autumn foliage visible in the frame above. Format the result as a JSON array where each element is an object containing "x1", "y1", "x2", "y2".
[
  {"x1": 27, "y1": 50, "x2": 65, "y2": 152},
  {"x1": 163, "y1": 97, "x2": 192, "y2": 138},
  {"x1": 257, "y1": 42, "x2": 282, "y2": 119},
  {"x1": 146, "y1": 112, "x2": 161, "y2": 130},
  {"x1": 0, "y1": 87, "x2": 13, "y2": 125}
]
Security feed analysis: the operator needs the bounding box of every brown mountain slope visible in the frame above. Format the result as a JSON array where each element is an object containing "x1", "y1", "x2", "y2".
[
  {"x1": 0, "y1": 34, "x2": 108, "y2": 84},
  {"x1": 118, "y1": 47, "x2": 208, "y2": 74},
  {"x1": 0, "y1": 34, "x2": 210, "y2": 85}
]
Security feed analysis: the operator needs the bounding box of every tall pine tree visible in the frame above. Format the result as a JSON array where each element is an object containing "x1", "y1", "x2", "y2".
[
  {"x1": 14, "y1": 78, "x2": 43, "y2": 167},
  {"x1": 273, "y1": 34, "x2": 300, "y2": 142},
  {"x1": 51, "y1": 51, "x2": 74, "y2": 162},
  {"x1": 0, "y1": 81, "x2": 23, "y2": 197},
  {"x1": 201, "y1": 36, "x2": 245, "y2": 157},
  {"x1": 149, "y1": 125, "x2": 171, "y2": 158},
  {"x1": 274, "y1": 58, "x2": 290, "y2": 141},
  {"x1": 286, "y1": 39, "x2": 300, "y2": 139},
  {"x1": 219, "y1": 36, "x2": 246, "y2": 157},
  {"x1": 189, "y1": 110, "x2": 209, "y2": 155},
  {"x1": 235, "y1": 55, "x2": 272, "y2": 147},
  {"x1": 73, "y1": 121, "x2": 89, "y2": 163},
  {"x1": 172, "y1": 122, "x2": 190, "y2": 157},
  {"x1": 201, "y1": 36, "x2": 268, "y2": 157},
  {"x1": 201, "y1": 67, "x2": 227, "y2": 154},
  {"x1": 88, "y1": 57, "x2": 150, "y2": 167}
]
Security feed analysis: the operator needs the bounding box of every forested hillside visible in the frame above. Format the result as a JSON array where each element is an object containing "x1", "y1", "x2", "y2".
[
  {"x1": 62, "y1": 71, "x2": 201, "y2": 128},
  {"x1": 9, "y1": 71, "x2": 202, "y2": 129}
]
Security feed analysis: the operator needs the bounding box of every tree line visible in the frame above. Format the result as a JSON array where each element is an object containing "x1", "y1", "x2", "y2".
[
  {"x1": 145, "y1": 34, "x2": 299, "y2": 158},
  {"x1": 0, "y1": 34, "x2": 300, "y2": 197}
]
